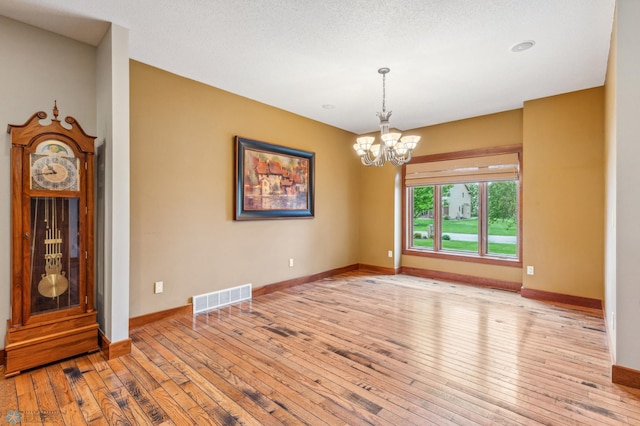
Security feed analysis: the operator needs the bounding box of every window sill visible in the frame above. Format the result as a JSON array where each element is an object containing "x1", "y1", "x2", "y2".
[{"x1": 403, "y1": 248, "x2": 522, "y2": 268}]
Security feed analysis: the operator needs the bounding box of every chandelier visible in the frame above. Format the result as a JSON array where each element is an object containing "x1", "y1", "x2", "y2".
[{"x1": 353, "y1": 67, "x2": 420, "y2": 166}]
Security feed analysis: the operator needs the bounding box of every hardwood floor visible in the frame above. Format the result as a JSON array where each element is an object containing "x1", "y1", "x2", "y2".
[{"x1": 2, "y1": 271, "x2": 640, "y2": 425}]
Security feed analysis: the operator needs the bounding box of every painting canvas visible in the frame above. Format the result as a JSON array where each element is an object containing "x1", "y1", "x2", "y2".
[{"x1": 234, "y1": 136, "x2": 315, "y2": 220}]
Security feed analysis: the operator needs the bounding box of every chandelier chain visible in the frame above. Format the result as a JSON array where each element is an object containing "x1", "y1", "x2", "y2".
[{"x1": 381, "y1": 71, "x2": 386, "y2": 113}]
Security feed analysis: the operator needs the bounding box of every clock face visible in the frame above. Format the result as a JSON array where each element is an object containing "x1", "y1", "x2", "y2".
[{"x1": 31, "y1": 154, "x2": 79, "y2": 191}]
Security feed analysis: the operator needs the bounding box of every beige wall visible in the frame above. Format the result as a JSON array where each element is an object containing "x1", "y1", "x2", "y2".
[
  {"x1": 129, "y1": 61, "x2": 360, "y2": 317},
  {"x1": 393, "y1": 110, "x2": 524, "y2": 284},
  {"x1": 607, "y1": 0, "x2": 640, "y2": 371},
  {"x1": 604, "y1": 5, "x2": 617, "y2": 358},
  {"x1": 0, "y1": 16, "x2": 97, "y2": 350},
  {"x1": 522, "y1": 87, "x2": 605, "y2": 300}
]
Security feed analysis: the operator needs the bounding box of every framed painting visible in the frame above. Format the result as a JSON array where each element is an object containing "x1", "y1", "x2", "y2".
[{"x1": 234, "y1": 136, "x2": 315, "y2": 220}]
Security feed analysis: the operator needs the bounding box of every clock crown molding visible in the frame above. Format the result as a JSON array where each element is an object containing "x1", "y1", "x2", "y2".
[{"x1": 7, "y1": 102, "x2": 96, "y2": 154}]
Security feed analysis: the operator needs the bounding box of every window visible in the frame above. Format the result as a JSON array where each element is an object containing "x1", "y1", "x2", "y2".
[{"x1": 404, "y1": 147, "x2": 521, "y2": 265}]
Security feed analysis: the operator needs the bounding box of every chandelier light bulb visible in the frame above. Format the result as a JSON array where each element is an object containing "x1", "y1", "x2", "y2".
[
  {"x1": 356, "y1": 136, "x2": 375, "y2": 150},
  {"x1": 394, "y1": 142, "x2": 408, "y2": 156},
  {"x1": 381, "y1": 132, "x2": 401, "y2": 147},
  {"x1": 401, "y1": 135, "x2": 420, "y2": 150}
]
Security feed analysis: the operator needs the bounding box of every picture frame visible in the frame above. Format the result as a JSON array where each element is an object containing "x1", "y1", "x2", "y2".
[{"x1": 234, "y1": 136, "x2": 315, "y2": 220}]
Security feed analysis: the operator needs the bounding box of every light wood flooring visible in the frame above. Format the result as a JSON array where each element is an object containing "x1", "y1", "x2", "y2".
[{"x1": 2, "y1": 272, "x2": 640, "y2": 425}]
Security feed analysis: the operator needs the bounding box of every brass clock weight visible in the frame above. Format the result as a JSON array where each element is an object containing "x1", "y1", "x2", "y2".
[{"x1": 36, "y1": 197, "x2": 69, "y2": 299}]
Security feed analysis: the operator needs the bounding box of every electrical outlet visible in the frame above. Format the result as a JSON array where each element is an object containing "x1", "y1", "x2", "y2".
[
  {"x1": 154, "y1": 281, "x2": 164, "y2": 294},
  {"x1": 526, "y1": 266, "x2": 534, "y2": 276},
  {"x1": 289, "y1": 258, "x2": 294, "y2": 267},
  {"x1": 388, "y1": 250, "x2": 393, "y2": 258}
]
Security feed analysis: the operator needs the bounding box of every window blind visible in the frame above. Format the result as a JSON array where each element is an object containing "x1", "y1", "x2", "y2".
[{"x1": 405, "y1": 152, "x2": 520, "y2": 186}]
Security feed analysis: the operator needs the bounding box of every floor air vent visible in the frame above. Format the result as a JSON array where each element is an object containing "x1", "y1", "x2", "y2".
[{"x1": 193, "y1": 283, "x2": 252, "y2": 314}]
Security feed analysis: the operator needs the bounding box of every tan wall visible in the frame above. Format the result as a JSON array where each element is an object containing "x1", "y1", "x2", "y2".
[
  {"x1": 357, "y1": 165, "x2": 398, "y2": 269},
  {"x1": 129, "y1": 61, "x2": 360, "y2": 317},
  {"x1": 411, "y1": 109, "x2": 524, "y2": 156},
  {"x1": 522, "y1": 87, "x2": 605, "y2": 300},
  {"x1": 0, "y1": 20, "x2": 608, "y2": 328},
  {"x1": 394, "y1": 109, "x2": 524, "y2": 283}
]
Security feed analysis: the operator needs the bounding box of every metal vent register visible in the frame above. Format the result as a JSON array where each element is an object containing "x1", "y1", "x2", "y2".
[{"x1": 192, "y1": 283, "x2": 252, "y2": 314}]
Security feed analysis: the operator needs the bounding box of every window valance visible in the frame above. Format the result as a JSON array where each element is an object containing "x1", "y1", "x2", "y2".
[{"x1": 404, "y1": 152, "x2": 520, "y2": 186}]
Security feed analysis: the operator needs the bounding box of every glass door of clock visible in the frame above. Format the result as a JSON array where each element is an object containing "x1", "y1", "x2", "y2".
[{"x1": 29, "y1": 196, "x2": 81, "y2": 315}]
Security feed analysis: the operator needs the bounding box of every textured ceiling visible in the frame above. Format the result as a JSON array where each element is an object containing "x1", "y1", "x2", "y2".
[{"x1": 0, "y1": 0, "x2": 615, "y2": 134}]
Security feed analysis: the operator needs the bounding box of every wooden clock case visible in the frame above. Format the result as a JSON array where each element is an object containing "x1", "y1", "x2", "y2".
[{"x1": 4, "y1": 104, "x2": 99, "y2": 377}]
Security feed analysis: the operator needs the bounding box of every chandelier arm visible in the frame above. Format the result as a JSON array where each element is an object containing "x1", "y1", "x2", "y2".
[
  {"x1": 390, "y1": 146, "x2": 413, "y2": 166},
  {"x1": 360, "y1": 150, "x2": 379, "y2": 166},
  {"x1": 374, "y1": 148, "x2": 384, "y2": 163},
  {"x1": 384, "y1": 147, "x2": 392, "y2": 163},
  {"x1": 391, "y1": 156, "x2": 405, "y2": 167},
  {"x1": 388, "y1": 151, "x2": 402, "y2": 167}
]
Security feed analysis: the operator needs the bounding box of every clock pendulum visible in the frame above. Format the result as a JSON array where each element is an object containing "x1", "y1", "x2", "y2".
[{"x1": 36, "y1": 197, "x2": 69, "y2": 298}]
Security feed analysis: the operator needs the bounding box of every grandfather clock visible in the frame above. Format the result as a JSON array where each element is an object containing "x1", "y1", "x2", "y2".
[{"x1": 4, "y1": 103, "x2": 99, "y2": 377}]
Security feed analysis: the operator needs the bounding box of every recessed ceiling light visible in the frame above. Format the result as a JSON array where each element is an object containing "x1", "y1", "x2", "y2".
[
  {"x1": 511, "y1": 40, "x2": 535, "y2": 53},
  {"x1": 322, "y1": 104, "x2": 336, "y2": 109}
]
